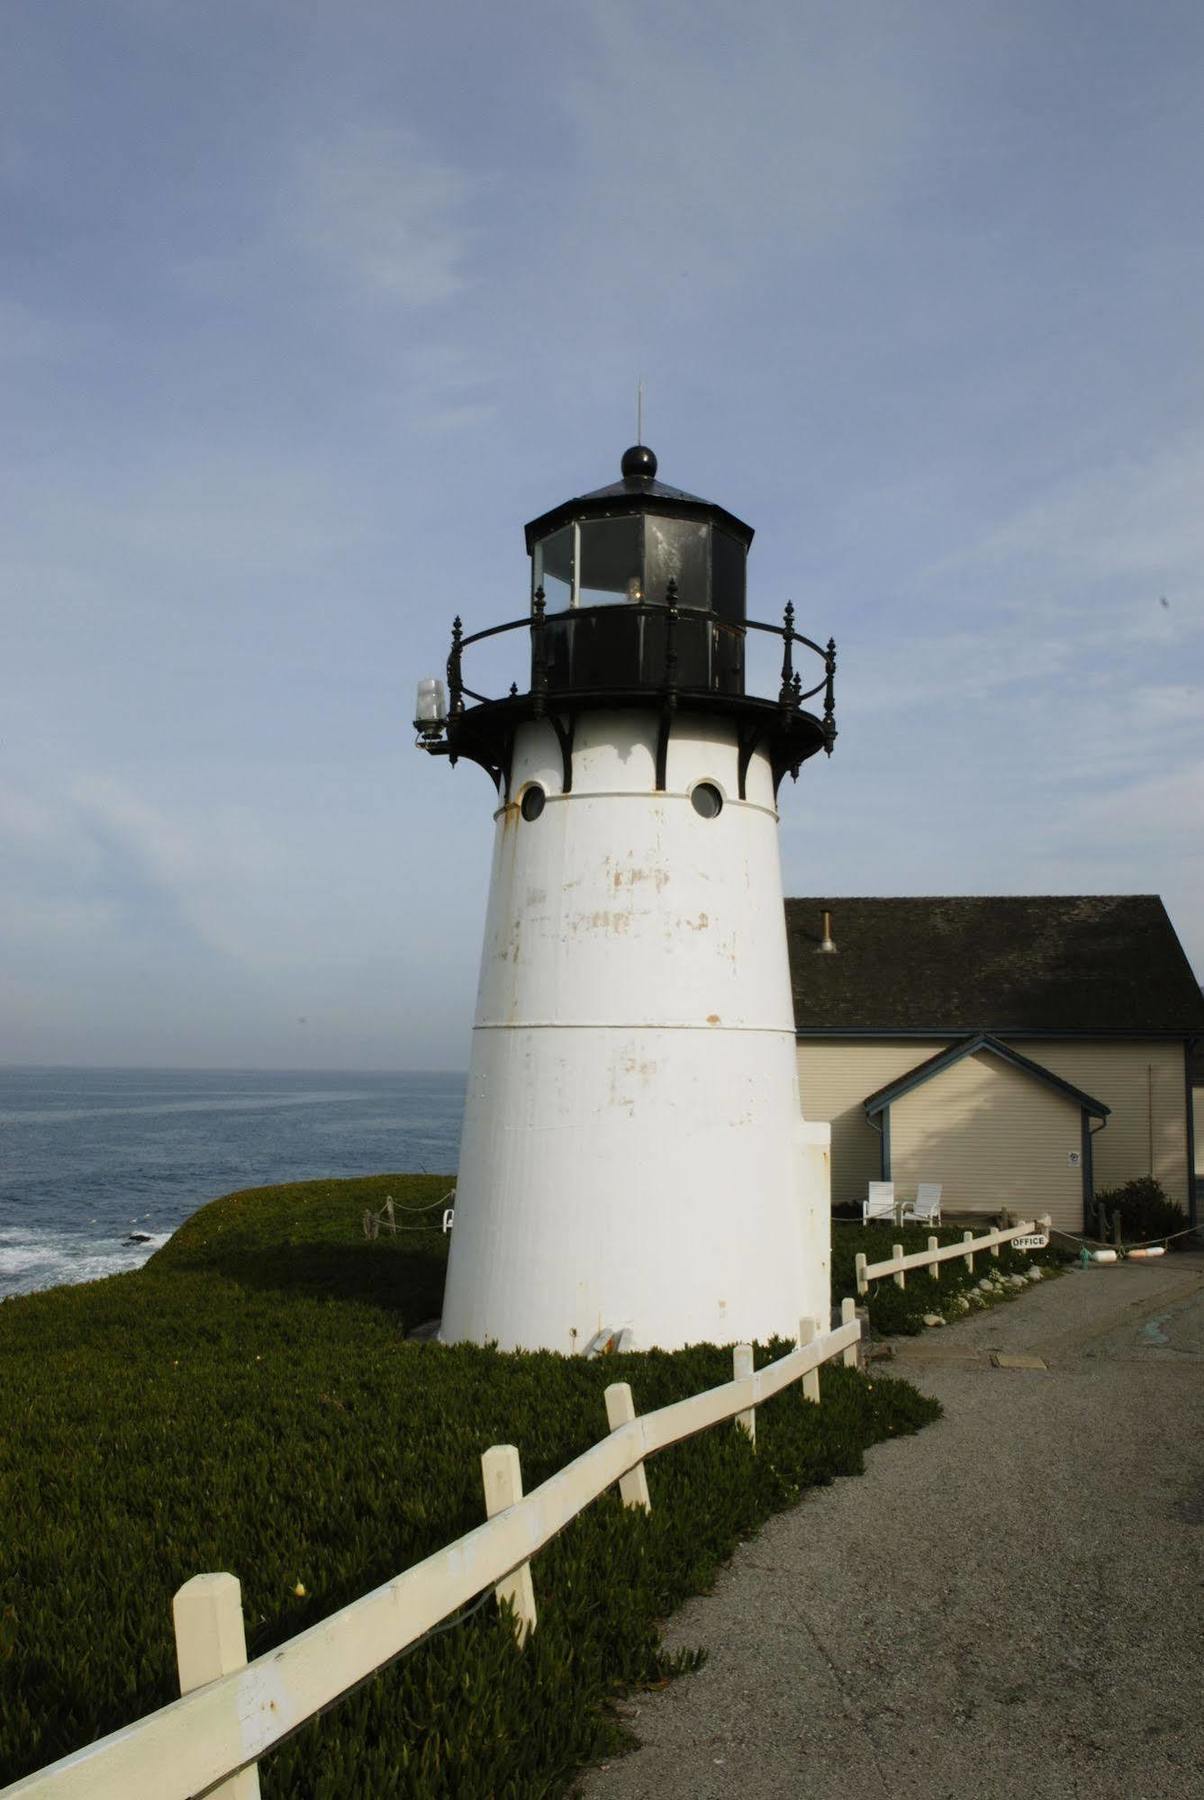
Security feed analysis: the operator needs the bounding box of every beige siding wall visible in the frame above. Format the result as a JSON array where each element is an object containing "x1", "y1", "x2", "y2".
[
  {"x1": 1009, "y1": 1040, "x2": 1190, "y2": 1211},
  {"x1": 797, "y1": 1041, "x2": 934, "y2": 1210},
  {"x1": 890, "y1": 1051, "x2": 1083, "y2": 1229},
  {"x1": 797, "y1": 1036, "x2": 1192, "y2": 1219}
]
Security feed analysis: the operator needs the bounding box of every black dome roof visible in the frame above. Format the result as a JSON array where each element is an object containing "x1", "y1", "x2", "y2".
[{"x1": 523, "y1": 445, "x2": 754, "y2": 553}]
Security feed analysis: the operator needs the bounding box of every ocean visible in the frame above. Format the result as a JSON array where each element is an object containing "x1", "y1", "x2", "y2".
[{"x1": 0, "y1": 1067, "x2": 465, "y2": 1301}]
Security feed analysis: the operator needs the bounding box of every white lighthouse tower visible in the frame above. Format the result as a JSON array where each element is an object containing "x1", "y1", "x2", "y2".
[{"x1": 416, "y1": 443, "x2": 836, "y2": 1352}]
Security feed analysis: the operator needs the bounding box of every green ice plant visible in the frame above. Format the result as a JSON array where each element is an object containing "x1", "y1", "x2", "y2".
[
  {"x1": 831, "y1": 1219, "x2": 1063, "y2": 1337},
  {"x1": 1, "y1": 1175, "x2": 939, "y2": 1798}
]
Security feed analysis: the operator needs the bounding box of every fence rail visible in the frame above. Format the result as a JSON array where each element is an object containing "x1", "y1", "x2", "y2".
[
  {"x1": 3, "y1": 1305, "x2": 862, "y2": 1800},
  {"x1": 854, "y1": 1216, "x2": 1052, "y2": 1295}
]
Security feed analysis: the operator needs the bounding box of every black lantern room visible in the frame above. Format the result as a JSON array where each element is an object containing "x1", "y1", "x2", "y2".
[
  {"x1": 416, "y1": 445, "x2": 836, "y2": 796},
  {"x1": 524, "y1": 443, "x2": 751, "y2": 696}
]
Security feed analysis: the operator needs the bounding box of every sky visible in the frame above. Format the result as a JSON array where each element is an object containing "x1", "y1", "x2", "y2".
[{"x1": 2, "y1": 0, "x2": 1202, "y2": 1070}]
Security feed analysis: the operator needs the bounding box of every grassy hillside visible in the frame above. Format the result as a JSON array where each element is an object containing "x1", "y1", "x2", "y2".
[{"x1": 1, "y1": 1175, "x2": 939, "y2": 1797}]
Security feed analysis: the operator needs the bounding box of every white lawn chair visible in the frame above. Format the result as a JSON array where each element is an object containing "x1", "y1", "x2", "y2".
[
  {"x1": 900, "y1": 1183, "x2": 942, "y2": 1227},
  {"x1": 862, "y1": 1181, "x2": 896, "y2": 1225}
]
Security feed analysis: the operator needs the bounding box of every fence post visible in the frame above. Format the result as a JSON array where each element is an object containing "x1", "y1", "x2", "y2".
[
  {"x1": 855, "y1": 1251, "x2": 868, "y2": 1296},
  {"x1": 798, "y1": 1317, "x2": 821, "y2": 1404},
  {"x1": 927, "y1": 1235, "x2": 940, "y2": 1279},
  {"x1": 481, "y1": 1445, "x2": 537, "y2": 1644},
  {"x1": 605, "y1": 1382, "x2": 652, "y2": 1510},
  {"x1": 962, "y1": 1229, "x2": 974, "y2": 1272},
  {"x1": 840, "y1": 1295, "x2": 859, "y2": 1368},
  {"x1": 892, "y1": 1244, "x2": 906, "y2": 1288},
  {"x1": 990, "y1": 1232, "x2": 1000, "y2": 1259},
  {"x1": 733, "y1": 1343, "x2": 756, "y2": 1444},
  {"x1": 1039, "y1": 1213, "x2": 1052, "y2": 1236},
  {"x1": 173, "y1": 1574, "x2": 261, "y2": 1800}
]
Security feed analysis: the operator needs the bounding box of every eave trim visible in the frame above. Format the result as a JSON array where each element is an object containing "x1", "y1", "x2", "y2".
[{"x1": 862, "y1": 1031, "x2": 1111, "y2": 1120}]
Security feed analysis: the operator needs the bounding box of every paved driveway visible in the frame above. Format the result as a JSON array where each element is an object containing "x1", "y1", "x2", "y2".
[{"x1": 581, "y1": 1256, "x2": 1204, "y2": 1800}]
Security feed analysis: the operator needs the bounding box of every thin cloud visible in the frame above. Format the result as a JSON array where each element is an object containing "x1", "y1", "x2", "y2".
[
  {"x1": 71, "y1": 775, "x2": 284, "y2": 965},
  {"x1": 559, "y1": 0, "x2": 924, "y2": 310},
  {"x1": 291, "y1": 127, "x2": 475, "y2": 307},
  {"x1": 928, "y1": 429, "x2": 1204, "y2": 609}
]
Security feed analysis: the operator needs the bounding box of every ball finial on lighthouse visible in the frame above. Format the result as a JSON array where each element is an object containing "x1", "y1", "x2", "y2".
[
  {"x1": 620, "y1": 443, "x2": 658, "y2": 479},
  {"x1": 416, "y1": 441, "x2": 838, "y2": 1353}
]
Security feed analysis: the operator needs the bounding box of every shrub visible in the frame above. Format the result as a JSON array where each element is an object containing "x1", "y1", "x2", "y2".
[{"x1": 1093, "y1": 1177, "x2": 1189, "y2": 1246}]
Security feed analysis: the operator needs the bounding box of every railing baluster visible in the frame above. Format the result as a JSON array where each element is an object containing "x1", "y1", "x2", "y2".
[
  {"x1": 664, "y1": 577, "x2": 679, "y2": 707},
  {"x1": 822, "y1": 636, "x2": 837, "y2": 754},
  {"x1": 733, "y1": 1343, "x2": 756, "y2": 1444},
  {"x1": 530, "y1": 586, "x2": 547, "y2": 719},
  {"x1": 779, "y1": 600, "x2": 795, "y2": 702},
  {"x1": 798, "y1": 1317, "x2": 821, "y2": 1403},
  {"x1": 481, "y1": 1445, "x2": 537, "y2": 1644},
  {"x1": 447, "y1": 615, "x2": 464, "y2": 716},
  {"x1": 841, "y1": 1295, "x2": 859, "y2": 1367},
  {"x1": 173, "y1": 1575, "x2": 260, "y2": 1799},
  {"x1": 605, "y1": 1382, "x2": 652, "y2": 1510}
]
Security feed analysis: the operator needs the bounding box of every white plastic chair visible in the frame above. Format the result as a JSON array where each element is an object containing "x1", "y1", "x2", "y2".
[
  {"x1": 900, "y1": 1183, "x2": 942, "y2": 1227},
  {"x1": 862, "y1": 1181, "x2": 896, "y2": 1225}
]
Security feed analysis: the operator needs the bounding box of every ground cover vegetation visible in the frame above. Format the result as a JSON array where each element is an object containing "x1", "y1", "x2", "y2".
[
  {"x1": 1, "y1": 1175, "x2": 939, "y2": 1798},
  {"x1": 831, "y1": 1220, "x2": 1064, "y2": 1337}
]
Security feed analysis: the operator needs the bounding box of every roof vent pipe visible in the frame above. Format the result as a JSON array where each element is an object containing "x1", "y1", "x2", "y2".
[{"x1": 817, "y1": 909, "x2": 837, "y2": 954}]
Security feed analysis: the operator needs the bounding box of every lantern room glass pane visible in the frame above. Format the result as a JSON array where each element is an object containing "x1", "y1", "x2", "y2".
[
  {"x1": 577, "y1": 516, "x2": 643, "y2": 606},
  {"x1": 533, "y1": 526, "x2": 573, "y2": 611},
  {"x1": 711, "y1": 526, "x2": 746, "y2": 622},
  {"x1": 644, "y1": 518, "x2": 709, "y2": 608}
]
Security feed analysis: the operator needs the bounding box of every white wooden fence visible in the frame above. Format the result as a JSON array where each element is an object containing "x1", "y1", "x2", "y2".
[
  {"x1": 3, "y1": 1304, "x2": 862, "y2": 1800},
  {"x1": 854, "y1": 1215, "x2": 1052, "y2": 1296}
]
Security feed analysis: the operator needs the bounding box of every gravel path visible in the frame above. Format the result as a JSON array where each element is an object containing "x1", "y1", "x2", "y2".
[{"x1": 580, "y1": 1255, "x2": 1204, "y2": 1800}]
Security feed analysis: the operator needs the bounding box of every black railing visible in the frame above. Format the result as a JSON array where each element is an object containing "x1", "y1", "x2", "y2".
[{"x1": 447, "y1": 590, "x2": 835, "y2": 748}]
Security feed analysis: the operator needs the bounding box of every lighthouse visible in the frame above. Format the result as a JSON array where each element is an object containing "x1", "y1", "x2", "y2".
[{"x1": 416, "y1": 443, "x2": 837, "y2": 1352}]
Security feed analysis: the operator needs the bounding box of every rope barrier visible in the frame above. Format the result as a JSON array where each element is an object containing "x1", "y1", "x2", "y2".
[
  {"x1": 1049, "y1": 1222, "x2": 1202, "y2": 1254},
  {"x1": 363, "y1": 1191, "x2": 456, "y2": 1239},
  {"x1": 385, "y1": 1191, "x2": 457, "y2": 1213}
]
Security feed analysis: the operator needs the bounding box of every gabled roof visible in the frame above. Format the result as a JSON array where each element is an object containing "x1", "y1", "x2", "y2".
[
  {"x1": 786, "y1": 896, "x2": 1204, "y2": 1036},
  {"x1": 863, "y1": 1032, "x2": 1110, "y2": 1118}
]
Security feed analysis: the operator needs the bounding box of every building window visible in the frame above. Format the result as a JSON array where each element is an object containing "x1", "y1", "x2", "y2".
[
  {"x1": 690, "y1": 782, "x2": 723, "y2": 819},
  {"x1": 577, "y1": 516, "x2": 644, "y2": 606},
  {"x1": 532, "y1": 527, "x2": 573, "y2": 610},
  {"x1": 520, "y1": 784, "x2": 546, "y2": 822}
]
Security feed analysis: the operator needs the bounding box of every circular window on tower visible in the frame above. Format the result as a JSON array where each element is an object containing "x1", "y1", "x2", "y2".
[
  {"x1": 690, "y1": 781, "x2": 724, "y2": 819},
  {"x1": 520, "y1": 784, "x2": 546, "y2": 822}
]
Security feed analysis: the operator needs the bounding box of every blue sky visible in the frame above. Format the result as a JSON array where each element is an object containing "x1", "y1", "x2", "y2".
[{"x1": 2, "y1": 0, "x2": 1201, "y2": 1069}]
